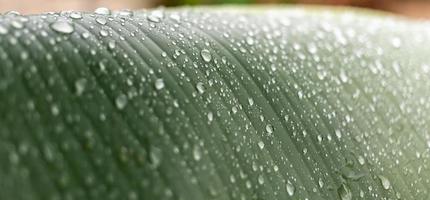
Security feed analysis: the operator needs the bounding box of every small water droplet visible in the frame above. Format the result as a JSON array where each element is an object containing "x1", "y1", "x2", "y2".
[
  {"x1": 265, "y1": 124, "x2": 274, "y2": 134},
  {"x1": 94, "y1": 7, "x2": 111, "y2": 15},
  {"x1": 193, "y1": 145, "x2": 201, "y2": 161},
  {"x1": 258, "y1": 141, "x2": 265, "y2": 149},
  {"x1": 96, "y1": 17, "x2": 107, "y2": 25},
  {"x1": 391, "y1": 37, "x2": 401, "y2": 48},
  {"x1": 11, "y1": 20, "x2": 23, "y2": 29},
  {"x1": 258, "y1": 174, "x2": 264, "y2": 184},
  {"x1": 378, "y1": 175, "x2": 391, "y2": 190},
  {"x1": 196, "y1": 82, "x2": 205, "y2": 94},
  {"x1": 200, "y1": 49, "x2": 212, "y2": 62},
  {"x1": 358, "y1": 155, "x2": 365, "y2": 165},
  {"x1": 338, "y1": 183, "x2": 352, "y2": 200},
  {"x1": 207, "y1": 111, "x2": 213, "y2": 122},
  {"x1": 286, "y1": 181, "x2": 295, "y2": 196},
  {"x1": 318, "y1": 178, "x2": 324, "y2": 188},
  {"x1": 51, "y1": 21, "x2": 74, "y2": 34},
  {"x1": 115, "y1": 93, "x2": 128, "y2": 110},
  {"x1": 248, "y1": 98, "x2": 254, "y2": 106},
  {"x1": 70, "y1": 12, "x2": 82, "y2": 19},
  {"x1": 99, "y1": 29, "x2": 108, "y2": 37},
  {"x1": 74, "y1": 78, "x2": 87, "y2": 96},
  {"x1": 246, "y1": 37, "x2": 254, "y2": 45},
  {"x1": 154, "y1": 79, "x2": 165, "y2": 90},
  {"x1": 0, "y1": 25, "x2": 8, "y2": 35}
]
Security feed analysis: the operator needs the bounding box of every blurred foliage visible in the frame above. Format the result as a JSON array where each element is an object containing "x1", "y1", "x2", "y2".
[{"x1": 166, "y1": 0, "x2": 294, "y2": 6}]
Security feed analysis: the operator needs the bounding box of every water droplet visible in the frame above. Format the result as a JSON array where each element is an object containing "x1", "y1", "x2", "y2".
[
  {"x1": 207, "y1": 111, "x2": 213, "y2": 122},
  {"x1": 11, "y1": 20, "x2": 23, "y2": 29},
  {"x1": 118, "y1": 10, "x2": 133, "y2": 17},
  {"x1": 95, "y1": 17, "x2": 107, "y2": 25},
  {"x1": 69, "y1": 12, "x2": 82, "y2": 19},
  {"x1": 0, "y1": 25, "x2": 8, "y2": 35},
  {"x1": 193, "y1": 145, "x2": 201, "y2": 161},
  {"x1": 74, "y1": 78, "x2": 87, "y2": 96},
  {"x1": 286, "y1": 181, "x2": 295, "y2": 196},
  {"x1": 258, "y1": 174, "x2": 264, "y2": 184},
  {"x1": 147, "y1": 10, "x2": 164, "y2": 23},
  {"x1": 154, "y1": 79, "x2": 165, "y2": 90},
  {"x1": 99, "y1": 30, "x2": 108, "y2": 37},
  {"x1": 50, "y1": 21, "x2": 74, "y2": 34},
  {"x1": 318, "y1": 178, "x2": 324, "y2": 188},
  {"x1": 246, "y1": 37, "x2": 254, "y2": 45},
  {"x1": 258, "y1": 141, "x2": 265, "y2": 149},
  {"x1": 335, "y1": 129, "x2": 342, "y2": 139},
  {"x1": 391, "y1": 37, "x2": 401, "y2": 48},
  {"x1": 149, "y1": 146, "x2": 162, "y2": 168},
  {"x1": 196, "y1": 82, "x2": 205, "y2": 94},
  {"x1": 248, "y1": 98, "x2": 254, "y2": 106},
  {"x1": 358, "y1": 155, "x2": 365, "y2": 165},
  {"x1": 115, "y1": 93, "x2": 128, "y2": 110},
  {"x1": 200, "y1": 49, "x2": 212, "y2": 62},
  {"x1": 95, "y1": 7, "x2": 111, "y2": 15},
  {"x1": 265, "y1": 124, "x2": 274, "y2": 134},
  {"x1": 338, "y1": 183, "x2": 352, "y2": 200},
  {"x1": 51, "y1": 105, "x2": 60, "y2": 116},
  {"x1": 378, "y1": 175, "x2": 391, "y2": 190}
]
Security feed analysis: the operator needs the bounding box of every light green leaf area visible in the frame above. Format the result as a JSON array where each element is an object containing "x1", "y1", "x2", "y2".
[{"x1": 0, "y1": 7, "x2": 430, "y2": 200}]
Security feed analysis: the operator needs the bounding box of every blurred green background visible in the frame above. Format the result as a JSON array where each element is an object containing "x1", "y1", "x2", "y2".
[{"x1": 1, "y1": 0, "x2": 430, "y2": 18}]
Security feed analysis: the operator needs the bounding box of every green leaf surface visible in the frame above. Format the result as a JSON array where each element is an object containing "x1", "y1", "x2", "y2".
[{"x1": 1, "y1": 7, "x2": 430, "y2": 200}]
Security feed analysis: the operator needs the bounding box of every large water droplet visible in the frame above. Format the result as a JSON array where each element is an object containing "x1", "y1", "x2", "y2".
[
  {"x1": 286, "y1": 181, "x2": 295, "y2": 196},
  {"x1": 147, "y1": 10, "x2": 164, "y2": 23},
  {"x1": 115, "y1": 93, "x2": 128, "y2": 110},
  {"x1": 201, "y1": 49, "x2": 212, "y2": 62},
  {"x1": 51, "y1": 21, "x2": 74, "y2": 34},
  {"x1": 337, "y1": 183, "x2": 352, "y2": 200},
  {"x1": 154, "y1": 79, "x2": 165, "y2": 90}
]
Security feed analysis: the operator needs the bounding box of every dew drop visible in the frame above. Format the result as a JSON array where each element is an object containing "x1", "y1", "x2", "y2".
[
  {"x1": 391, "y1": 37, "x2": 401, "y2": 48},
  {"x1": 207, "y1": 111, "x2": 213, "y2": 122},
  {"x1": 193, "y1": 145, "x2": 201, "y2": 161},
  {"x1": 147, "y1": 10, "x2": 164, "y2": 23},
  {"x1": 358, "y1": 155, "x2": 365, "y2": 165},
  {"x1": 95, "y1": 17, "x2": 107, "y2": 25},
  {"x1": 0, "y1": 25, "x2": 8, "y2": 35},
  {"x1": 200, "y1": 49, "x2": 212, "y2": 62},
  {"x1": 11, "y1": 20, "x2": 23, "y2": 29},
  {"x1": 248, "y1": 98, "x2": 254, "y2": 106},
  {"x1": 337, "y1": 183, "x2": 352, "y2": 200},
  {"x1": 115, "y1": 93, "x2": 128, "y2": 110},
  {"x1": 94, "y1": 7, "x2": 111, "y2": 15},
  {"x1": 50, "y1": 21, "x2": 74, "y2": 34},
  {"x1": 286, "y1": 181, "x2": 295, "y2": 196},
  {"x1": 246, "y1": 37, "x2": 254, "y2": 45},
  {"x1": 378, "y1": 175, "x2": 391, "y2": 190},
  {"x1": 74, "y1": 78, "x2": 87, "y2": 96},
  {"x1": 154, "y1": 79, "x2": 165, "y2": 90},
  {"x1": 258, "y1": 174, "x2": 264, "y2": 184},
  {"x1": 265, "y1": 124, "x2": 274, "y2": 134},
  {"x1": 99, "y1": 30, "x2": 109, "y2": 37},
  {"x1": 258, "y1": 141, "x2": 265, "y2": 149},
  {"x1": 318, "y1": 178, "x2": 324, "y2": 188},
  {"x1": 69, "y1": 12, "x2": 82, "y2": 19},
  {"x1": 196, "y1": 82, "x2": 205, "y2": 94}
]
